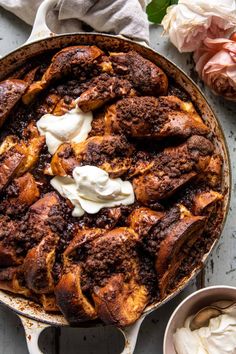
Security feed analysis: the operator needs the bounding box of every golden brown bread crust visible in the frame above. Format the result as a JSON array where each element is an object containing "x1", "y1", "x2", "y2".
[
  {"x1": 56, "y1": 227, "x2": 149, "y2": 326},
  {"x1": 0, "y1": 79, "x2": 28, "y2": 127},
  {"x1": 110, "y1": 51, "x2": 168, "y2": 96},
  {"x1": 53, "y1": 97, "x2": 75, "y2": 116},
  {"x1": 0, "y1": 173, "x2": 40, "y2": 214},
  {"x1": 198, "y1": 154, "x2": 223, "y2": 187},
  {"x1": 0, "y1": 266, "x2": 31, "y2": 297},
  {"x1": 133, "y1": 135, "x2": 214, "y2": 204},
  {"x1": 192, "y1": 190, "x2": 223, "y2": 215},
  {"x1": 51, "y1": 135, "x2": 134, "y2": 178},
  {"x1": 77, "y1": 74, "x2": 136, "y2": 112},
  {"x1": 0, "y1": 122, "x2": 45, "y2": 192},
  {"x1": 55, "y1": 265, "x2": 97, "y2": 323},
  {"x1": 50, "y1": 143, "x2": 78, "y2": 176},
  {"x1": 0, "y1": 192, "x2": 62, "y2": 267},
  {"x1": 155, "y1": 205, "x2": 206, "y2": 297},
  {"x1": 93, "y1": 273, "x2": 149, "y2": 327},
  {"x1": 0, "y1": 148, "x2": 25, "y2": 192},
  {"x1": 39, "y1": 294, "x2": 59, "y2": 312},
  {"x1": 23, "y1": 66, "x2": 40, "y2": 85},
  {"x1": 0, "y1": 217, "x2": 23, "y2": 266},
  {"x1": 128, "y1": 207, "x2": 164, "y2": 237},
  {"x1": 26, "y1": 192, "x2": 62, "y2": 248},
  {"x1": 18, "y1": 123, "x2": 45, "y2": 175},
  {"x1": 37, "y1": 93, "x2": 62, "y2": 116},
  {"x1": 23, "y1": 234, "x2": 58, "y2": 294},
  {"x1": 64, "y1": 228, "x2": 106, "y2": 258},
  {"x1": 22, "y1": 46, "x2": 104, "y2": 104},
  {"x1": 105, "y1": 96, "x2": 209, "y2": 139},
  {"x1": 156, "y1": 213, "x2": 205, "y2": 277}
]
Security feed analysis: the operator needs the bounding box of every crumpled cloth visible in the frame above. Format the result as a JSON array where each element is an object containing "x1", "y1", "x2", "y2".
[{"x1": 0, "y1": 0, "x2": 150, "y2": 44}]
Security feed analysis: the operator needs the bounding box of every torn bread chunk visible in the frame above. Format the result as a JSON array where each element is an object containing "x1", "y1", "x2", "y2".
[
  {"x1": 105, "y1": 96, "x2": 209, "y2": 139},
  {"x1": 110, "y1": 51, "x2": 168, "y2": 96},
  {"x1": 133, "y1": 135, "x2": 214, "y2": 204},
  {"x1": 22, "y1": 46, "x2": 105, "y2": 104},
  {"x1": 77, "y1": 74, "x2": 136, "y2": 112},
  {"x1": 51, "y1": 135, "x2": 134, "y2": 178},
  {"x1": 0, "y1": 79, "x2": 28, "y2": 127}
]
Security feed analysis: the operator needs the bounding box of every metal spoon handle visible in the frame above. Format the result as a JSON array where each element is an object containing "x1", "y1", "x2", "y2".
[{"x1": 222, "y1": 302, "x2": 236, "y2": 315}]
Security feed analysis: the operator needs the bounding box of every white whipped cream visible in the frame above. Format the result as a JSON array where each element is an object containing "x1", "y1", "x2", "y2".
[
  {"x1": 36, "y1": 103, "x2": 92, "y2": 154},
  {"x1": 50, "y1": 165, "x2": 134, "y2": 217},
  {"x1": 173, "y1": 307, "x2": 236, "y2": 354}
]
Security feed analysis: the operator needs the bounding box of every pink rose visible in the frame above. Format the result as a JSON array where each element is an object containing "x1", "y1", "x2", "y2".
[
  {"x1": 162, "y1": 0, "x2": 236, "y2": 52},
  {"x1": 194, "y1": 35, "x2": 236, "y2": 100}
]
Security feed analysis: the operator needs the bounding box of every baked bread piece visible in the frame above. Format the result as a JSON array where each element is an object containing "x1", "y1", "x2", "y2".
[
  {"x1": 128, "y1": 207, "x2": 164, "y2": 237},
  {"x1": 51, "y1": 135, "x2": 134, "y2": 178},
  {"x1": 0, "y1": 216, "x2": 24, "y2": 266},
  {"x1": 155, "y1": 205, "x2": 206, "y2": 297},
  {"x1": 0, "y1": 45, "x2": 224, "y2": 327},
  {"x1": 55, "y1": 264, "x2": 98, "y2": 324},
  {"x1": 56, "y1": 227, "x2": 149, "y2": 326},
  {"x1": 23, "y1": 46, "x2": 106, "y2": 104},
  {"x1": 93, "y1": 273, "x2": 149, "y2": 327},
  {"x1": 0, "y1": 173, "x2": 39, "y2": 215},
  {"x1": 0, "y1": 122, "x2": 45, "y2": 191},
  {"x1": 0, "y1": 79, "x2": 28, "y2": 127},
  {"x1": 0, "y1": 266, "x2": 31, "y2": 297},
  {"x1": 110, "y1": 51, "x2": 168, "y2": 96},
  {"x1": 23, "y1": 233, "x2": 59, "y2": 294},
  {"x1": 133, "y1": 135, "x2": 214, "y2": 204},
  {"x1": 105, "y1": 96, "x2": 209, "y2": 139},
  {"x1": 77, "y1": 73, "x2": 136, "y2": 112}
]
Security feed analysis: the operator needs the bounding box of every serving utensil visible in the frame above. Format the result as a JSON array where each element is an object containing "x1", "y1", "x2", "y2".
[{"x1": 190, "y1": 301, "x2": 236, "y2": 330}]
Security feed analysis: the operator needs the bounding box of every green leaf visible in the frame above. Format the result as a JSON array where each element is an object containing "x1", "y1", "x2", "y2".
[
  {"x1": 147, "y1": 0, "x2": 171, "y2": 24},
  {"x1": 170, "y1": 0, "x2": 178, "y2": 4}
]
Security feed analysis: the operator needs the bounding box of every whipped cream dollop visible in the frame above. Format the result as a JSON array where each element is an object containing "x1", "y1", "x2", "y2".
[
  {"x1": 50, "y1": 165, "x2": 134, "y2": 216},
  {"x1": 173, "y1": 304, "x2": 236, "y2": 354},
  {"x1": 36, "y1": 103, "x2": 92, "y2": 154}
]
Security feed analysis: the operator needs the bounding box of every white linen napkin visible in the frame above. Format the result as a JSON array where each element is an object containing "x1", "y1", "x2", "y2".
[{"x1": 0, "y1": 0, "x2": 150, "y2": 44}]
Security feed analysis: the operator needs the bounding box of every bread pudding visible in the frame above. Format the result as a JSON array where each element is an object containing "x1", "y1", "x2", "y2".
[{"x1": 0, "y1": 46, "x2": 224, "y2": 327}]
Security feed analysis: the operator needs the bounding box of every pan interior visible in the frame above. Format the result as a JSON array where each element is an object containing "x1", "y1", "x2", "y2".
[{"x1": 0, "y1": 33, "x2": 230, "y2": 326}]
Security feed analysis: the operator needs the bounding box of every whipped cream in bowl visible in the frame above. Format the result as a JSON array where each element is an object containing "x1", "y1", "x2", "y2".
[
  {"x1": 164, "y1": 286, "x2": 236, "y2": 354},
  {"x1": 174, "y1": 305, "x2": 236, "y2": 354}
]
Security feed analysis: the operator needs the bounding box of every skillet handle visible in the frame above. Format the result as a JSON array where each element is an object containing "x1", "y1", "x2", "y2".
[
  {"x1": 18, "y1": 314, "x2": 50, "y2": 354},
  {"x1": 119, "y1": 316, "x2": 145, "y2": 354},
  {"x1": 18, "y1": 312, "x2": 144, "y2": 353},
  {"x1": 25, "y1": 0, "x2": 57, "y2": 44}
]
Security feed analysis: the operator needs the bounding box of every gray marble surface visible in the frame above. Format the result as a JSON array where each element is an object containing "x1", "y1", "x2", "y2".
[{"x1": 0, "y1": 7, "x2": 235, "y2": 354}]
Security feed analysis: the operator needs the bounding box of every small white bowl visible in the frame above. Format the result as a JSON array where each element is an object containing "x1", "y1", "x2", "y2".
[{"x1": 163, "y1": 286, "x2": 236, "y2": 354}]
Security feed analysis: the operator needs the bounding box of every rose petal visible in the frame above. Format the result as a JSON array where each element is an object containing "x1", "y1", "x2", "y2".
[
  {"x1": 194, "y1": 51, "x2": 214, "y2": 77},
  {"x1": 223, "y1": 42, "x2": 236, "y2": 54},
  {"x1": 162, "y1": 0, "x2": 236, "y2": 53},
  {"x1": 203, "y1": 37, "x2": 232, "y2": 50},
  {"x1": 205, "y1": 50, "x2": 236, "y2": 70},
  {"x1": 226, "y1": 66, "x2": 236, "y2": 86}
]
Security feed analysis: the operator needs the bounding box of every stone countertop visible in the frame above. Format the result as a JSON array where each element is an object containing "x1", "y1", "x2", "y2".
[{"x1": 0, "y1": 8, "x2": 235, "y2": 354}]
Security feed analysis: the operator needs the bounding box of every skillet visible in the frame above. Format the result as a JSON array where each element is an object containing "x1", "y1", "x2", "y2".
[{"x1": 0, "y1": 0, "x2": 231, "y2": 352}]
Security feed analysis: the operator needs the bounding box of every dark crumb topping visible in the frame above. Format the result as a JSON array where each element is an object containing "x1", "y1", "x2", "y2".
[{"x1": 0, "y1": 46, "x2": 224, "y2": 327}]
